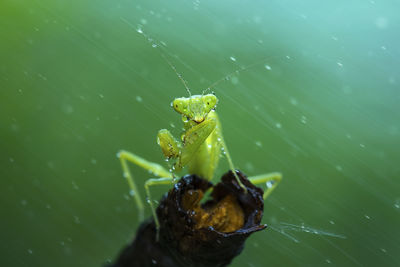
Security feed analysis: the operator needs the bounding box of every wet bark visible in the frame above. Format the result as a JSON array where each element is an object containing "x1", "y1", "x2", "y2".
[{"x1": 108, "y1": 170, "x2": 266, "y2": 267}]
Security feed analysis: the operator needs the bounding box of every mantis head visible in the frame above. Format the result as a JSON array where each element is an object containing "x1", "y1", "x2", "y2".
[{"x1": 172, "y1": 94, "x2": 218, "y2": 123}]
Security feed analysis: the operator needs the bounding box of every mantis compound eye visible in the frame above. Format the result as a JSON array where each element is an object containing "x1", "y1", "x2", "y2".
[
  {"x1": 202, "y1": 94, "x2": 218, "y2": 113},
  {"x1": 172, "y1": 98, "x2": 189, "y2": 115}
]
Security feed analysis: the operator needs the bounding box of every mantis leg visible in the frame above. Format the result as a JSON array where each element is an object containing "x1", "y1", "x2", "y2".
[
  {"x1": 117, "y1": 150, "x2": 172, "y2": 221},
  {"x1": 248, "y1": 172, "x2": 282, "y2": 200},
  {"x1": 144, "y1": 177, "x2": 174, "y2": 239},
  {"x1": 211, "y1": 112, "x2": 247, "y2": 190}
]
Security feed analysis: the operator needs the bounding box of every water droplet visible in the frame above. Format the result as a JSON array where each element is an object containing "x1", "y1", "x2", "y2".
[
  {"x1": 230, "y1": 56, "x2": 236, "y2": 62},
  {"x1": 337, "y1": 62, "x2": 343, "y2": 67},
  {"x1": 152, "y1": 43, "x2": 157, "y2": 48},
  {"x1": 275, "y1": 122, "x2": 282, "y2": 129},
  {"x1": 375, "y1": 17, "x2": 388, "y2": 29},
  {"x1": 152, "y1": 259, "x2": 157, "y2": 264},
  {"x1": 9, "y1": 157, "x2": 14, "y2": 163},
  {"x1": 129, "y1": 190, "x2": 135, "y2": 196},
  {"x1": 301, "y1": 115, "x2": 307, "y2": 124},
  {"x1": 244, "y1": 162, "x2": 254, "y2": 172},
  {"x1": 364, "y1": 215, "x2": 370, "y2": 220},
  {"x1": 91, "y1": 159, "x2": 97, "y2": 165},
  {"x1": 326, "y1": 259, "x2": 332, "y2": 264},
  {"x1": 38, "y1": 73, "x2": 47, "y2": 80},
  {"x1": 28, "y1": 249, "x2": 33, "y2": 254},
  {"x1": 47, "y1": 161, "x2": 55, "y2": 169},
  {"x1": 394, "y1": 199, "x2": 400, "y2": 209},
  {"x1": 289, "y1": 97, "x2": 298, "y2": 106},
  {"x1": 62, "y1": 104, "x2": 74, "y2": 114},
  {"x1": 231, "y1": 76, "x2": 239, "y2": 85},
  {"x1": 99, "y1": 94, "x2": 104, "y2": 98},
  {"x1": 264, "y1": 64, "x2": 271, "y2": 70},
  {"x1": 136, "y1": 95, "x2": 143, "y2": 102},
  {"x1": 137, "y1": 28, "x2": 143, "y2": 34},
  {"x1": 380, "y1": 248, "x2": 387, "y2": 253},
  {"x1": 329, "y1": 220, "x2": 335, "y2": 225},
  {"x1": 335, "y1": 165, "x2": 343, "y2": 171},
  {"x1": 72, "y1": 181, "x2": 79, "y2": 190},
  {"x1": 253, "y1": 16, "x2": 262, "y2": 24},
  {"x1": 21, "y1": 199, "x2": 27, "y2": 206},
  {"x1": 74, "y1": 216, "x2": 81, "y2": 224},
  {"x1": 360, "y1": 143, "x2": 365, "y2": 148},
  {"x1": 255, "y1": 141, "x2": 262, "y2": 147},
  {"x1": 266, "y1": 181, "x2": 274, "y2": 188}
]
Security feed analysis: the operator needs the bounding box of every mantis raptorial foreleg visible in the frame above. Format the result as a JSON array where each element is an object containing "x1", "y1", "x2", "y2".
[
  {"x1": 158, "y1": 116, "x2": 217, "y2": 173},
  {"x1": 182, "y1": 111, "x2": 246, "y2": 190},
  {"x1": 117, "y1": 150, "x2": 172, "y2": 221},
  {"x1": 248, "y1": 172, "x2": 282, "y2": 199},
  {"x1": 118, "y1": 117, "x2": 218, "y2": 230},
  {"x1": 179, "y1": 116, "x2": 217, "y2": 169}
]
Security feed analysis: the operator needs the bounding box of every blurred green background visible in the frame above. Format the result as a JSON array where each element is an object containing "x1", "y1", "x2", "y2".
[{"x1": 1, "y1": 0, "x2": 399, "y2": 266}]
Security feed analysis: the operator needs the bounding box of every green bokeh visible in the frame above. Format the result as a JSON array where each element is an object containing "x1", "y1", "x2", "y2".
[{"x1": 1, "y1": 0, "x2": 399, "y2": 266}]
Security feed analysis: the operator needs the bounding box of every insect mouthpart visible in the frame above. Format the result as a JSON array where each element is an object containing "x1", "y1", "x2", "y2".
[{"x1": 194, "y1": 116, "x2": 205, "y2": 123}]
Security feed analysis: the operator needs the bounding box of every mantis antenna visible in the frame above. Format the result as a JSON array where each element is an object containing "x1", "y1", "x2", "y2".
[
  {"x1": 161, "y1": 53, "x2": 192, "y2": 96},
  {"x1": 122, "y1": 19, "x2": 192, "y2": 96},
  {"x1": 202, "y1": 56, "x2": 278, "y2": 95},
  {"x1": 122, "y1": 18, "x2": 277, "y2": 96}
]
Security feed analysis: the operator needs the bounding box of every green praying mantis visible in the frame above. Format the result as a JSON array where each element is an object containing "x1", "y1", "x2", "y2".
[{"x1": 117, "y1": 62, "x2": 282, "y2": 233}]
